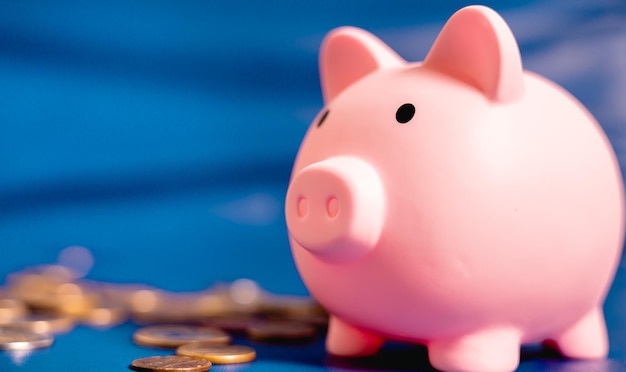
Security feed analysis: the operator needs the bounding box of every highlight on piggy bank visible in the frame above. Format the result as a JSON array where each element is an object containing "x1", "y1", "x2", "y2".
[{"x1": 285, "y1": 5, "x2": 625, "y2": 372}]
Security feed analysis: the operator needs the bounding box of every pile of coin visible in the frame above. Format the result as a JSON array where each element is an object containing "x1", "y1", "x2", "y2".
[{"x1": 0, "y1": 247, "x2": 328, "y2": 371}]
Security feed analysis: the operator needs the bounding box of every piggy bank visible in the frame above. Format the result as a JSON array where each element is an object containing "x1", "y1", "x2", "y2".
[{"x1": 284, "y1": 5, "x2": 625, "y2": 372}]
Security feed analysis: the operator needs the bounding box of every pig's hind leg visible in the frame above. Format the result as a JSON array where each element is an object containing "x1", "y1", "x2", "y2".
[
  {"x1": 427, "y1": 327, "x2": 521, "y2": 372},
  {"x1": 326, "y1": 316, "x2": 385, "y2": 357},
  {"x1": 547, "y1": 307, "x2": 608, "y2": 359}
]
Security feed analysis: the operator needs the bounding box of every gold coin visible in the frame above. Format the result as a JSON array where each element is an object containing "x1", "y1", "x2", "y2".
[
  {"x1": 10, "y1": 313, "x2": 75, "y2": 334},
  {"x1": 8, "y1": 265, "x2": 76, "y2": 284},
  {"x1": 202, "y1": 315, "x2": 259, "y2": 334},
  {"x1": 131, "y1": 294, "x2": 209, "y2": 325},
  {"x1": 227, "y1": 279, "x2": 263, "y2": 312},
  {"x1": 80, "y1": 303, "x2": 128, "y2": 328},
  {"x1": 126, "y1": 289, "x2": 231, "y2": 324},
  {"x1": 0, "y1": 298, "x2": 28, "y2": 324},
  {"x1": 129, "y1": 288, "x2": 167, "y2": 315},
  {"x1": 0, "y1": 327, "x2": 54, "y2": 350},
  {"x1": 8, "y1": 271, "x2": 65, "y2": 306},
  {"x1": 99, "y1": 283, "x2": 158, "y2": 311},
  {"x1": 52, "y1": 282, "x2": 99, "y2": 316},
  {"x1": 9, "y1": 274, "x2": 97, "y2": 316},
  {"x1": 133, "y1": 325, "x2": 231, "y2": 348},
  {"x1": 176, "y1": 343, "x2": 256, "y2": 364},
  {"x1": 275, "y1": 312, "x2": 329, "y2": 329},
  {"x1": 259, "y1": 294, "x2": 325, "y2": 317},
  {"x1": 191, "y1": 291, "x2": 233, "y2": 317},
  {"x1": 246, "y1": 320, "x2": 317, "y2": 342},
  {"x1": 130, "y1": 355, "x2": 212, "y2": 371}
]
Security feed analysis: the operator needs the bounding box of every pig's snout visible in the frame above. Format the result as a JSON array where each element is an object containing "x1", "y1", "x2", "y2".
[{"x1": 285, "y1": 156, "x2": 386, "y2": 262}]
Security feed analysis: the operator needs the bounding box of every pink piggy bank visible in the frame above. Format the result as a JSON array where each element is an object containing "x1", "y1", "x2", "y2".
[{"x1": 284, "y1": 5, "x2": 625, "y2": 372}]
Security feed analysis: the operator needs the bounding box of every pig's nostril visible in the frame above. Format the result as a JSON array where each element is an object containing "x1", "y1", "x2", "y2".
[
  {"x1": 297, "y1": 197, "x2": 308, "y2": 218},
  {"x1": 326, "y1": 196, "x2": 339, "y2": 218}
]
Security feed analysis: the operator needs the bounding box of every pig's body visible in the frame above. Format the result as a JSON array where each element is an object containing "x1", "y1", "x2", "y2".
[{"x1": 285, "y1": 6, "x2": 624, "y2": 372}]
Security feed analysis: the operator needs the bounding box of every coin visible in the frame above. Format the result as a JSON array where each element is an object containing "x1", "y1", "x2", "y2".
[
  {"x1": 51, "y1": 282, "x2": 99, "y2": 316},
  {"x1": 129, "y1": 288, "x2": 166, "y2": 315},
  {"x1": 259, "y1": 294, "x2": 325, "y2": 317},
  {"x1": 228, "y1": 279, "x2": 263, "y2": 308},
  {"x1": 279, "y1": 312, "x2": 329, "y2": 329},
  {"x1": 176, "y1": 344, "x2": 256, "y2": 364},
  {"x1": 57, "y1": 245, "x2": 94, "y2": 279},
  {"x1": 130, "y1": 355, "x2": 212, "y2": 371},
  {"x1": 246, "y1": 320, "x2": 317, "y2": 342},
  {"x1": 80, "y1": 303, "x2": 128, "y2": 328},
  {"x1": 202, "y1": 314, "x2": 260, "y2": 334},
  {"x1": 9, "y1": 265, "x2": 76, "y2": 283},
  {"x1": 10, "y1": 313, "x2": 75, "y2": 334},
  {"x1": 0, "y1": 327, "x2": 54, "y2": 351},
  {"x1": 0, "y1": 298, "x2": 28, "y2": 324},
  {"x1": 131, "y1": 295, "x2": 205, "y2": 325},
  {"x1": 133, "y1": 325, "x2": 231, "y2": 348},
  {"x1": 192, "y1": 291, "x2": 233, "y2": 317},
  {"x1": 9, "y1": 274, "x2": 97, "y2": 316},
  {"x1": 99, "y1": 283, "x2": 157, "y2": 310}
]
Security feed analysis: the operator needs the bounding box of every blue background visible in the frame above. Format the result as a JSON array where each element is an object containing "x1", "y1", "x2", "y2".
[{"x1": 0, "y1": 0, "x2": 625, "y2": 370}]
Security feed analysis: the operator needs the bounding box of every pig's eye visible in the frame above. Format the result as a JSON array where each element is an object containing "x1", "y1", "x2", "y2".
[
  {"x1": 395, "y1": 103, "x2": 415, "y2": 124},
  {"x1": 316, "y1": 109, "x2": 330, "y2": 128}
]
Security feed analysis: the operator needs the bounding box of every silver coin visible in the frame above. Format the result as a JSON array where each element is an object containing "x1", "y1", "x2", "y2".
[{"x1": 0, "y1": 327, "x2": 54, "y2": 350}]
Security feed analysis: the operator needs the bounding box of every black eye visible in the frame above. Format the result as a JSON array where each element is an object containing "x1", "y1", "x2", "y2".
[
  {"x1": 316, "y1": 109, "x2": 330, "y2": 128},
  {"x1": 395, "y1": 103, "x2": 415, "y2": 124}
]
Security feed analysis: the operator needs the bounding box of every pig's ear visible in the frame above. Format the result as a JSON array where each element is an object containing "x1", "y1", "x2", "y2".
[
  {"x1": 320, "y1": 27, "x2": 404, "y2": 103},
  {"x1": 423, "y1": 5, "x2": 524, "y2": 102}
]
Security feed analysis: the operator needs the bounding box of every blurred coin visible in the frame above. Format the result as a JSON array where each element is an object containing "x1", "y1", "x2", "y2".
[
  {"x1": 9, "y1": 275, "x2": 97, "y2": 316},
  {"x1": 176, "y1": 344, "x2": 256, "y2": 364},
  {"x1": 201, "y1": 315, "x2": 259, "y2": 335},
  {"x1": 51, "y1": 282, "x2": 99, "y2": 316},
  {"x1": 130, "y1": 355, "x2": 212, "y2": 372},
  {"x1": 57, "y1": 245, "x2": 94, "y2": 279},
  {"x1": 276, "y1": 312, "x2": 329, "y2": 329},
  {"x1": 132, "y1": 308, "x2": 193, "y2": 326},
  {"x1": 259, "y1": 294, "x2": 325, "y2": 318},
  {"x1": 133, "y1": 325, "x2": 231, "y2": 348},
  {"x1": 0, "y1": 299, "x2": 28, "y2": 324},
  {"x1": 131, "y1": 293, "x2": 219, "y2": 325},
  {"x1": 80, "y1": 303, "x2": 128, "y2": 328},
  {"x1": 10, "y1": 313, "x2": 75, "y2": 334},
  {"x1": 204, "y1": 283, "x2": 256, "y2": 315},
  {"x1": 130, "y1": 288, "x2": 165, "y2": 315},
  {"x1": 229, "y1": 279, "x2": 263, "y2": 308},
  {"x1": 0, "y1": 327, "x2": 54, "y2": 351},
  {"x1": 10, "y1": 265, "x2": 77, "y2": 283},
  {"x1": 99, "y1": 283, "x2": 155, "y2": 309},
  {"x1": 246, "y1": 320, "x2": 317, "y2": 342},
  {"x1": 8, "y1": 270, "x2": 66, "y2": 304},
  {"x1": 192, "y1": 292, "x2": 233, "y2": 318}
]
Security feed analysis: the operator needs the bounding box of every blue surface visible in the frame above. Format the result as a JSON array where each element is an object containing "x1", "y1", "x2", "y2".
[{"x1": 0, "y1": 0, "x2": 625, "y2": 370}]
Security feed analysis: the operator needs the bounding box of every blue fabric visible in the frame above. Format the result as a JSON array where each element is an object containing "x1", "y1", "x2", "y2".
[{"x1": 0, "y1": 0, "x2": 625, "y2": 370}]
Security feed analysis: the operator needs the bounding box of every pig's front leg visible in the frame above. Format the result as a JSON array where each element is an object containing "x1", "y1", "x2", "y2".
[
  {"x1": 326, "y1": 316, "x2": 384, "y2": 357},
  {"x1": 428, "y1": 328, "x2": 521, "y2": 372}
]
